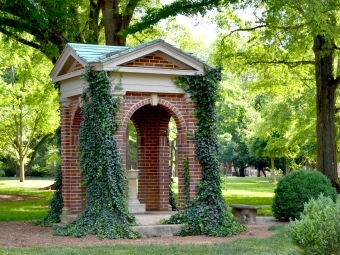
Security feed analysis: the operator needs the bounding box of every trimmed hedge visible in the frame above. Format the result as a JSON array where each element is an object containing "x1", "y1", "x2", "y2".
[{"x1": 272, "y1": 169, "x2": 337, "y2": 220}]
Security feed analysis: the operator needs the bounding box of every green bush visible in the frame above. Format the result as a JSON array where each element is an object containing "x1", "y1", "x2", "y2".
[
  {"x1": 288, "y1": 194, "x2": 340, "y2": 255},
  {"x1": 272, "y1": 169, "x2": 337, "y2": 220},
  {"x1": 3, "y1": 168, "x2": 15, "y2": 177},
  {"x1": 0, "y1": 169, "x2": 5, "y2": 177},
  {"x1": 27, "y1": 165, "x2": 49, "y2": 177}
]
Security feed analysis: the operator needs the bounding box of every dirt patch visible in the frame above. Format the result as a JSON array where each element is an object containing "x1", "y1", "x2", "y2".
[
  {"x1": 0, "y1": 221, "x2": 277, "y2": 248},
  {"x1": 0, "y1": 194, "x2": 41, "y2": 202}
]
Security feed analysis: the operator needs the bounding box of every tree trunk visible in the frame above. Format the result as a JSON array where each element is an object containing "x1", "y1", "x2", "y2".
[
  {"x1": 270, "y1": 156, "x2": 276, "y2": 183},
  {"x1": 19, "y1": 157, "x2": 25, "y2": 182},
  {"x1": 100, "y1": 0, "x2": 131, "y2": 46},
  {"x1": 313, "y1": 35, "x2": 340, "y2": 192},
  {"x1": 283, "y1": 157, "x2": 289, "y2": 176},
  {"x1": 239, "y1": 166, "x2": 245, "y2": 177},
  {"x1": 257, "y1": 167, "x2": 266, "y2": 177}
]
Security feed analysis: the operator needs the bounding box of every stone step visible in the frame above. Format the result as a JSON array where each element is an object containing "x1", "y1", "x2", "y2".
[
  {"x1": 132, "y1": 224, "x2": 183, "y2": 237},
  {"x1": 59, "y1": 211, "x2": 182, "y2": 237}
]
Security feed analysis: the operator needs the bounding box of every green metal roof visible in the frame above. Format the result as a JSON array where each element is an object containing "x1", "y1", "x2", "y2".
[
  {"x1": 67, "y1": 43, "x2": 129, "y2": 63},
  {"x1": 66, "y1": 39, "x2": 210, "y2": 67}
]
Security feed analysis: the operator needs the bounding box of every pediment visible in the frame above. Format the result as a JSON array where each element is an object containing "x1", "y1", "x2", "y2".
[
  {"x1": 50, "y1": 47, "x2": 87, "y2": 82},
  {"x1": 51, "y1": 39, "x2": 209, "y2": 83},
  {"x1": 119, "y1": 51, "x2": 194, "y2": 70},
  {"x1": 101, "y1": 40, "x2": 205, "y2": 73},
  {"x1": 58, "y1": 56, "x2": 84, "y2": 75}
]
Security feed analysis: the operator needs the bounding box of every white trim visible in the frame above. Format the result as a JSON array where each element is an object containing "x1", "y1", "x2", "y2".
[
  {"x1": 103, "y1": 42, "x2": 204, "y2": 72},
  {"x1": 51, "y1": 40, "x2": 208, "y2": 83},
  {"x1": 102, "y1": 66, "x2": 203, "y2": 76},
  {"x1": 52, "y1": 70, "x2": 84, "y2": 82},
  {"x1": 50, "y1": 47, "x2": 88, "y2": 81}
]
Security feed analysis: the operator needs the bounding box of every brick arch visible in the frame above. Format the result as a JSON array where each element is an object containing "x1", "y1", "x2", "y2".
[
  {"x1": 70, "y1": 98, "x2": 82, "y2": 125},
  {"x1": 119, "y1": 97, "x2": 191, "y2": 211},
  {"x1": 121, "y1": 98, "x2": 187, "y2": 132},
  {"x1": 72, "y1": 107, "x2": 82, "y2": 126}
]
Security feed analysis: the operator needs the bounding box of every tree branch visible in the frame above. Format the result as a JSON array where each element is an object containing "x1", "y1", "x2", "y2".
[
  {"x1": 122, "y1": 0, "x2": 140, "y2": 29},
  {"x1": 26, "y1": 133, "x2": 53, "y2": 172},
  {"x1": 0, "y1": 27, "x2": 42, "y2": 51},
  {"x1": 123, "y1": 0, "x2": 229, "y2": 36},
  {"x1": 225, "y1": 22, "x2": 308, "y2": 37},
  {"x1": 227, "y1": 25, "x2": 267, "y2": 36},
  {"x1": 250, "y1": 60, "x2": 314, "y2": 68}
]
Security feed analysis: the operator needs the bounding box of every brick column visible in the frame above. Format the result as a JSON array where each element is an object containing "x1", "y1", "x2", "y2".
[{"x1": 60, "y1": 98, "x2": 83, "y2": 214}]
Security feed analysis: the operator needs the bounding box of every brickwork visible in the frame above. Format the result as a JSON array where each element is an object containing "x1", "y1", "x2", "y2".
[
  {"x1": 60, "y1": 97, "x2": 83, "y2": 213},
  {"x1": 59, "y1": 91, "x2": 201, "y2": 214},
  {"x1": 123, "y1": 54, "x2": 182, "y2": 69},
  {"x1": 73, "y1": 62, "x2": 84, "y2": 72}
]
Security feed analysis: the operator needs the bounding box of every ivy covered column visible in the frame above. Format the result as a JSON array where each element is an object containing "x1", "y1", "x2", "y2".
[
  {"x1": 53, "y1": 67, "x2": 139, "y2": 239},
  {"x1": 166, "y1": 68, "x2": 246, "y2": 236}
]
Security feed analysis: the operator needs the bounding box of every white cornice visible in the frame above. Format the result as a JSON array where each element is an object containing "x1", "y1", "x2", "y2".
[
  {"x1": 103, "y1": 66, "x2": 203, "y2": 76},
  {"x1": 103, "y1": 42, "x2": 205, "y2": 72},
  {"x1": 52, "y1": 70, "x2": 84, "y2": 83},
  {"x1": 50, "y1": 47, "x2": 88, "y2": 81}
]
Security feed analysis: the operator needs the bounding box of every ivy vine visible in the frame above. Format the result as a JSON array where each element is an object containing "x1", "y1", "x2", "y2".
[
  {"x1": 34, "y1": 128, "x2": 63, "y2": 226},
  {"x1": 53, "y1": 66, "x2": 139, "y2": 239},
  {"x1": 166, "y1": 67, "x2": 246, "y2": 236},
  {"x1": 182, "y1": 155, "x2": 190, "y2": 204}
]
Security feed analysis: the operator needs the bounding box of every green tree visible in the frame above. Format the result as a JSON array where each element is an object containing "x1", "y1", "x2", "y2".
[
  {"x1": 217, "y1": 78, "x2": 256, "y2": 176},
  {"x1": 0, "y1": 39, "x2": 59, "y2": 182},
  {"x1": 0, "y1": 0, "x2": 234, "y2": 62},
  {"x1": 213, "y1": 2, "x2": 340, "y2": 190}
]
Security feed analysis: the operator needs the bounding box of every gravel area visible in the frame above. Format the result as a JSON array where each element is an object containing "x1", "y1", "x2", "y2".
[{"x1": 0, "y1": 221, "x2": 280, "y2": 248}]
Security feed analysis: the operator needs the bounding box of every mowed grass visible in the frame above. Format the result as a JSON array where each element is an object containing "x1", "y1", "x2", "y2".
[
  {"x1": 0, "y1": 177, "x2": 300, "y2": 255},
  {"x1": 172, "y1": 176, "x2": 277, "y2": 216},
  {"x1": 222, "y1": 176, "x2": 278, "y2": 216},
  {"x1": 0, "y1": 176, "x2": 277, "y2": 221},
  {"x1": 0, "y1": 177, "x2": 54, "y2": 221}
]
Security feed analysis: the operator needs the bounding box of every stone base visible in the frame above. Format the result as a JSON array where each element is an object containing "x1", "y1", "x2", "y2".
[
  {"x1": 60, "y1": 214, "x2": 77, "y2": 224},
  {"x1": 230, "y1": 204, "x2": 262, "y2": 225},
  {"x1": 133, "y1": 224, "x2": 183, "y2": 237},
  {"x1": 128, "y1": 203, "x2": 146, "y2": 213}
]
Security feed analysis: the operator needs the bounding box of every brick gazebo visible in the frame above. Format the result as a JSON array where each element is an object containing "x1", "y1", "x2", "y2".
[{"x1": 50, "y1": 39, "x2": 205, "y2": 218}]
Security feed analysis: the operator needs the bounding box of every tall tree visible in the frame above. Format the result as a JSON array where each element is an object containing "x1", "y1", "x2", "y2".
[
  {"x1": 217, "y1": 78, "x2": 256, "y2": 176},
  {"x1": 213, "y1": 1, "x2": 340, "y2": 191},
  {"x1": 0, "y1": 39, "x2": 59, "y2": 182},
  {"x1": 0, "y1": 0, "x2": 234, "y2": 62}
]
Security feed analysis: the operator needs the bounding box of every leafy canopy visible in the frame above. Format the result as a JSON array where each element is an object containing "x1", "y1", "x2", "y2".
[{"x1": 0, "y1": 37, "x2": 59, "y2": 182}]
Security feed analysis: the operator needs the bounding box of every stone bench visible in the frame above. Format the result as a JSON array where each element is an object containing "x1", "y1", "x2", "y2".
[{"x1": 230, "y1": 204, "x2": 262, "y2": 224}]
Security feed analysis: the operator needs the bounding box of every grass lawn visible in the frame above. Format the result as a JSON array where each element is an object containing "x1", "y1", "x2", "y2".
[
  {"x1": 0, "y1": 176, "x2": 277, "y2": 221},
  {"x1": 0, "y1": 177, "x2": 54, "y2": 221},
  {"x1": 221, "y1": 176, "x2": 278, "y2": 216},
  {"x1": 0, "y1": 176, "x2": 299, "y2": 255}
]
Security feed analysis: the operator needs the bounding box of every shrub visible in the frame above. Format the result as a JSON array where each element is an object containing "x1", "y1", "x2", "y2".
[
  {"x1": 3, "y1": 168, "x2": 15, "y2": 177},
  {"x1": 27, "y1": 165, "x2": 49, "y2": 177},
  {"x1": 272, "y1": 169, "x2": 337, "y2": 220},
  {"x1": 288, "y1": 194, "x2": 340, "y2": 255},
  {"x1": 0, "y1": 169, "x2": 5, "y2": 177}
]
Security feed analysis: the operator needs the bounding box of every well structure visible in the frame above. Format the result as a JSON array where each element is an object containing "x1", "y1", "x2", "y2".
[{"x1": 50, "y1": 39, "x2": 205, "y2": 216}]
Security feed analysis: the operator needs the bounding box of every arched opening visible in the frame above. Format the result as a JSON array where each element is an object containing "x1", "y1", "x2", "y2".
[
  {"x1": 168, "y1": 117, "x2": 178, "y2": 178},
  {"x1": 129, "y1": 104, "x2": 176, "y2": 211},
  {"x1": 126, "y1": 121, "x2": 137, "y2": 170}
]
